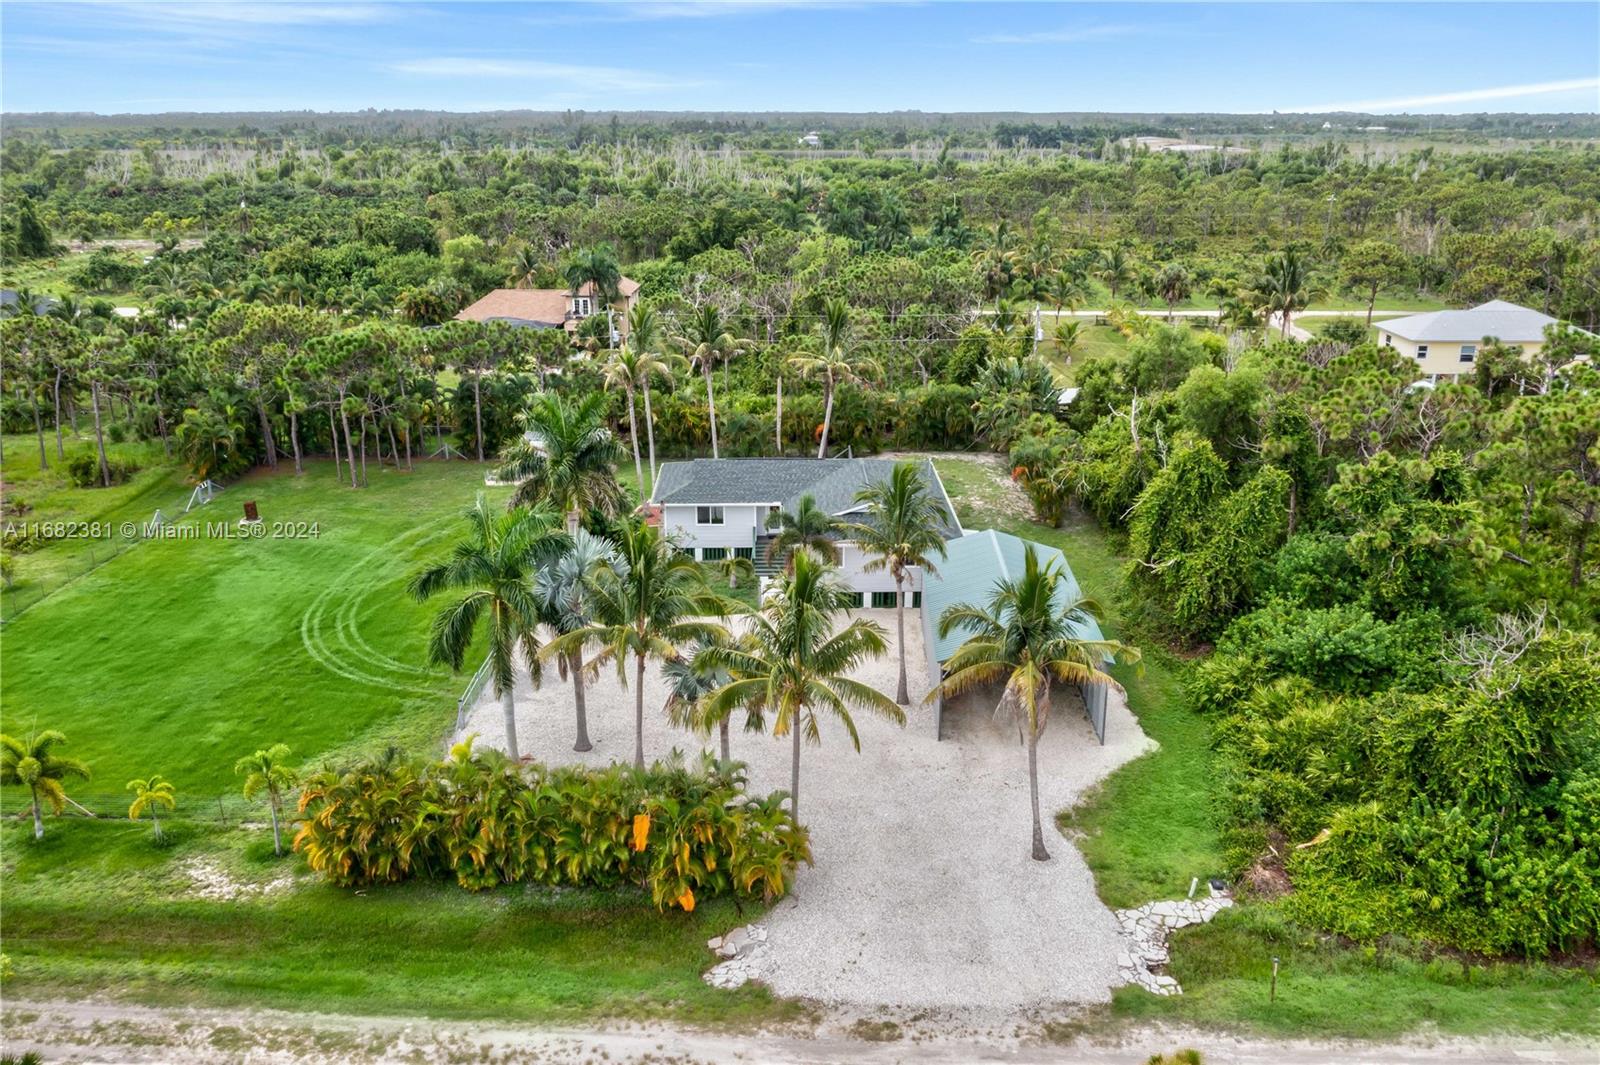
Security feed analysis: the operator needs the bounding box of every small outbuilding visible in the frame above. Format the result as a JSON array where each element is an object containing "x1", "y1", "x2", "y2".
[{"x1": 920, "y1": 529, "x2": 1112, "y2": 743}]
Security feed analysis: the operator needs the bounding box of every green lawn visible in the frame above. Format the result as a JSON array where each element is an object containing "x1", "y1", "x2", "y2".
[
  {"x1": 2, "y1": 456, "x2": 505, "y2": 799},
  {"x1": 0, "y1": 818, "x2": 795, "y2": 1027}
]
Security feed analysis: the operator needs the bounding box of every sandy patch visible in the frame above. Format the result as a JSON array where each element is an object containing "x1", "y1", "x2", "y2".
[
  {"x1": 461, "y1": 608, "x2": 1155, "y2": 1011},
  {"x1": 181, "y1": 857, "x2": 298, "y2": 902}
]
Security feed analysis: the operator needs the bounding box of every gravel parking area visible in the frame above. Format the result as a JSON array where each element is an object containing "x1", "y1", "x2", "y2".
[{"x1": 462, "y1": 609, "x2": 1154, "y2": 1010}]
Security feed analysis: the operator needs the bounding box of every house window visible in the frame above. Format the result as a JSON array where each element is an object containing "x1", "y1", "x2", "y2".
[
  {"x1": 912, "y1": 592, "x2": 922, "y2": 608},
  {"x1": 572, "y1": 297, "x2": 592, "y2": 317},
  {"x1": 1459, "y1": 344, "x2": 1476, "y2": 363},
  {"x1": 696, "y1": 506, "x2": 724, "y2": 526},
  {"x1": 676, "y1": 547, "x2": 694, "y2": 559},
  {"x1": 701, "y1": 547, "x2": 726, "y2": 562},
  {"x1": 1415, "y1": 344, "x2": 1429, "y2": 360},
  {"x1": 843, "y1": 592, "x2": 864, "y2": 609},
  {"x1": 733, "y1": 547, "x2": 753, "y2": 560},
  {"x1": 871, "y1": 591, "x2": 898, "y2": 609},
  {"x1": 1382, "y1": 333, "x2": 1392, "y2": 347}
]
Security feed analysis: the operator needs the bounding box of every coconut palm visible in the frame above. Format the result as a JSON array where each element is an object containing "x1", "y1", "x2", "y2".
[
  {"x1": 548, "y1": 518, "x2": 727, "y2": 769},
  {"x1": 234, "y1": 743, "x2": 298, "y2": 856},
  {"x1": 498, "y1": 391, "x2": 625, "y2": 536},
  {"x1": 1, "y1": 730, "x2": 90, "y2": 841},
  {"x1": 127, "y1": 775, "x2": 177, "y2": 842},
  {"x1": 765, "y1": 494, "x2": 838, "y2": 571},
  {"x1": 663, "y1": 637, "x2": 739, "y2": 762},
  {"x1": 1153, "y1": 263, "x2": 1193, "y2": 322},
  {"x1": 1053, "y1": 320, "x2": 1085, "y2": 359},
  {"x1": 702, "y1": 550, "x2": 903, "y2": 824},
  {"x1": 789, "y1": 298, "x2": 880, "y2": 459},
  {"x1": 933, "y1": 545, "x2": 1139, "y2": 860},
  {"x1": 563, "y1": 243, "x2": 622, "y2": 308},
  {"x1": 1096, "y1": 246, "x2": 1135, "y2": 303},
  {"x1": 602, "y1": 344, "x2": 649, "y2": 494},
  {"x1": 409, "y1": 495, "x2": 569, "y2": 761},
  {"x1": 672, "y1": 305, "x2": 753, "y2": 460},
  {"x1": 1254, "y1": 248, "x2": 1318, "y2": 338},
  {"x1": 535, "y1": 528, "x2": 619, "y2": 752},
  {"x1": 718, "y1": 552, "x2": 756, "y2": 591},
  {"x1": 837, "y1": 461, "x2": 950, "y2": 705},
  {"x1": 620, "y1": 303, "x2": 678, "y2": 493}
]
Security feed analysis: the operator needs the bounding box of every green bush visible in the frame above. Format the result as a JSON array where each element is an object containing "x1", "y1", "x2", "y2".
[
  {"x1": 1216, "y1": 631, "x2": 1600, "y2": 956},
  {"x1": 65, "y1": 449, "x2": 139, "y2": 488},
  {"x1": 295, "y1": 744, "x2": 810, "y2": 910}
]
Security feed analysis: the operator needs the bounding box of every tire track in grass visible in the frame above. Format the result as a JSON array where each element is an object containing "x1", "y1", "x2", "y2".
[{"x1": 299, "y1": 520, "x2": 452, "y2": 696}]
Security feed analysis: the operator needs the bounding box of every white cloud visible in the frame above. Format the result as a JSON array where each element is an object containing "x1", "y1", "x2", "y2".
[
  {"x1": 391, "y1": 57, "x2": 696, "y2": 93},
  {"x1": 95, "y1": 2, "x2": 392, "y2": 27},
  {"x1": 1287, "y1": 77, "x2": 1600, "y2": 114},
  {"x1": 973, "y1": 24, "x2": 1137, "y2": 45}
]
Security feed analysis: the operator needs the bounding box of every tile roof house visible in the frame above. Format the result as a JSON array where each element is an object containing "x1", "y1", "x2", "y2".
[
  {"x1": 1378, "y1": 300, "x2": 1560, "y2": 381},
  {"x1": 455, "y1": 277, "x2": 641, "y2": 339},
  {"x1": 650, "y1": 457, "x2": 961, "y2": 602}
]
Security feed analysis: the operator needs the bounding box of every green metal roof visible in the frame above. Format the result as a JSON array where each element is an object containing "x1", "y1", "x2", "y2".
[{"x1": 922, "y1": 529, "x2": 1107, "y2": 664}]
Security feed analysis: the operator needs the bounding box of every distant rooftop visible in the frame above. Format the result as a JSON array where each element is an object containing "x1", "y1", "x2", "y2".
[{"x1": 1378, "y1": 300, "x2": 1558, "y2": 343}]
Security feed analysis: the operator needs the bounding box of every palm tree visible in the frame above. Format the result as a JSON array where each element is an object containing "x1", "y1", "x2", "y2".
[
  {"x1": 2, "y1": 730, "x2": 90, "y2": 841},
  {"x1": 702, "y1": 550, "x2": 903, "y2": 824},
  {"x1": 765, "y1": 494, "x2": 838, "y2": 571},
  {"x1": 498, "y1": 391, "x2": 625, "y2": 536},
  {"x1": 535, "y1": 529, "x2": 618, "y2": 752},
  {"x1": 127, "y1": 775, "x2": 177, "y2": 842},
  {"x1": 1255, "y1": 249, "x2": 1317, "y2": 338},
  {"x1": 663, "y1": 637, "x2": 737, "y2": 762},
  {"x1": 549, "y1": 518, "x2": 727, "y2": 769},
  {"x1": 932, "y1": 545, "x2": 1139, "y2": 860},
  {"x1": 1096, "y1": 246, "x2": 1135, "y2": 303},
  {"x1": 1053, "y1": 320, "x2": 1085, "y2": 359},
  {"x1": 602, "y1": 344, "x2": 649, "y2": 494},
  {"x1": 508, "y1": 245, "x2": 542, "y2": 288},
  {"x1": 790, "y1": 298, "x2": 879, "y2": 459},
  {"x1": 620, "y1": 303, "x2": 678, "y2": 494},
  {"x1": 409, "y1": 495, "x2": 568, "y2": 761},
  {"x1": 837, "y1": 461, "x2": 950, "y2": 705},
  {"x1": 563, "y1": 243, "x2": 622, "y2": 309},
  {"x1": 718, "y1": 552, "x2": 756, "y2": 591},
  {"x1": 1153, "y1": 263, "x2": 1193, "y2": 322},
  {"x1": 235, "y1": 744, "x2": 298, "y2": 856},
  {"x1": 672, "y1": 305, "x2": 753, "y2": 459}
]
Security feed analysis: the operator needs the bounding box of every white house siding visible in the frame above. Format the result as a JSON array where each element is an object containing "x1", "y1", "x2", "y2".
[
  {"x1": 834, "y1": 542, "x2": 923, "y2": 597},
  {"x1": 660, "y1": 503, "x2": 763, "y2": 556}
]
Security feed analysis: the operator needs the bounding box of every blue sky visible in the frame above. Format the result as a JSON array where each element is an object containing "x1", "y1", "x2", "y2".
[{"x1": 2, "y1": 2, "x2": 1597, "y2": 115}]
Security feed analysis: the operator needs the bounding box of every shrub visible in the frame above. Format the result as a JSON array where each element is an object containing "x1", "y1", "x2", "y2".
[
  {"x1": 65, "y1": 449, "x2": 139, "y2": 488},
  {"x1": 295, "y1": 744, "x2": 810, "y2": 910}
]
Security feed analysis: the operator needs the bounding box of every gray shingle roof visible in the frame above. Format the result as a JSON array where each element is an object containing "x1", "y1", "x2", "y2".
[
  {"x1": 652, "y1": 457, "x2": 960, "y2": 535},
  {"x1": 1378, "y1": 300, "x2": 1558, "y2": 343}
]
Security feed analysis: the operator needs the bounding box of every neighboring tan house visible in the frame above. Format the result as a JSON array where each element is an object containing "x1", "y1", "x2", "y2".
[
  {"x1": 454, "y1": 277, "x2": 641, "y2": 341},
  {"x1": 647, "y1": 457, "x2": 962, "y2": 604},
  {"x1": 1378, "y1": 300, "x2": 1559, "y2": 381}
]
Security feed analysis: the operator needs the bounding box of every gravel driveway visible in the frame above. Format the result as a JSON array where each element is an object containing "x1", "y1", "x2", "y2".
[{"x1": 462, "y1": 609, "x2": 1154, "y2": 1010}]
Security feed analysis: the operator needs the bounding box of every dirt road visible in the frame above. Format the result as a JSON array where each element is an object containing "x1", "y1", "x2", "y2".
[{"x1": 3, "y1": 998, "x2": 1593, "y2": 1064}]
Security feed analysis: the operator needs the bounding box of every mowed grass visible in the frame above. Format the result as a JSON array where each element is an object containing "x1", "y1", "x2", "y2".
[
  {"x1": 1, "y1": 457, "x2": 505, "y2": 799},
  {"x1": 0, "y1": 818, "x2": 795, "y2": 1027}
]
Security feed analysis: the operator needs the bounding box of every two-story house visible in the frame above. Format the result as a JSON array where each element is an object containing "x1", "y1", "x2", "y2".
[
  {"x1": 1377, "y1": 299, "x2": 1560, "y2": 382},
  {"x1": 454, "y1": 277, "x2": 641, "y2": 342},
  {"x1": 646, "y1": 457, "x2": 962, "y2": 606}
]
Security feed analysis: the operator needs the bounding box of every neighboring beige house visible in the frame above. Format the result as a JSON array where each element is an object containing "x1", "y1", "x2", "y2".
[
  {"x1": 455, "y1": 277, "x2": 641, "y2": 341},
  {"x1": 1378, "y1": 299, "x2": 1558, "y2": 381}
]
